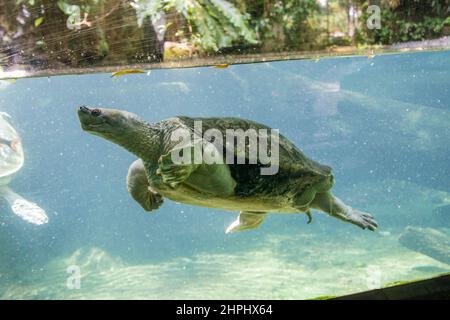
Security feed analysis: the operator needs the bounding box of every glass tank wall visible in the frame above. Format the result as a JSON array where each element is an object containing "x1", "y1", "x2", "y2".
[{"x1": 0, "y1": 50, "x2": 449, "y2": 299}]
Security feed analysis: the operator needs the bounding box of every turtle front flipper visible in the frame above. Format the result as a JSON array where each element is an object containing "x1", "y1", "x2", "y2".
[
  {"x1": 158, "y1": 143, "x2": 236, "y2": 196},
  {"x1": 225, "y1": 211, "x2": 267, "y2": 234},
  {"x1": 157, "y1": 147, "x2": 200, "y2": 188},
  {"x1": 127, "y1": 159, "x2": 163, "y2": 211}
]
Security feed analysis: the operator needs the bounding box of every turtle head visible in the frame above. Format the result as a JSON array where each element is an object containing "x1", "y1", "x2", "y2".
[
  {"x1": 77, "y1": 106, "x2": 157, "y2": 159},
  {"x1": 78, "y1": 106, "x2": 141, "y2": 137}
]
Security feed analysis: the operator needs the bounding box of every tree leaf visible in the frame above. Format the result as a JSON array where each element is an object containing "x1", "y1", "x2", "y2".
[{"x1": 34, "y1": 16, "x2": 44, "y2": 27}]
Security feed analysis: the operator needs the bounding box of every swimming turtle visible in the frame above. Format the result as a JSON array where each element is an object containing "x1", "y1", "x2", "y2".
[
  {"x1": 77, "y1": 106, "x2": 377, "y2": 233},
  {"x1": 0, "y1": 112, "x2": 48, "y2": 225}
]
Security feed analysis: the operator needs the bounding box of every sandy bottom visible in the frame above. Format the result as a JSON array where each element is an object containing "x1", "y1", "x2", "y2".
[
  {"x1": 1, "y1": 179, "x2": 449, "y2": 299},
  {"x1": 1, "y1": 228, "x2": 448, "y2": 300}
]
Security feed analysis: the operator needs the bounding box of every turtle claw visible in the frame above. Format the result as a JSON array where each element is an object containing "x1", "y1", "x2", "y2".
[
  {"x1": 147, "y1": 189, "x2": 164, "y2": 211},
  {"x1": 351, "y1": 209, "x2": 378, "y2": 231}
]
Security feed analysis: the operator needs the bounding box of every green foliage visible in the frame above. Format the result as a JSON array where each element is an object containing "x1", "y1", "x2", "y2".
[
  {"x1": 57, "y1": 0, "x2": 83, "y2": 30},
  {"x1": 2, "y1": 0, "x2": 449, "y2": 70},
  {"x1": 130, "y1": 0, "x2": 257, "y2": 52},
  {"x1": 34, "y1": 16, "x2": 44, "y2": 27},
  {"x1": 245, "y1": 0, "x2": 320, "y2": 51},
  {"x1": 98, "y1": 38, "x2": 109, "y2": 57},
  {"x1": 357, "y1": 0, "x2": 450, "y2": 45},
  {"x1": 275, "y1": 0, "x2": 320, "y2": 49}
]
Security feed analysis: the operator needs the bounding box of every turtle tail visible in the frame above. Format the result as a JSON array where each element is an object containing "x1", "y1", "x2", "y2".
[{"x1": 306, "y1": 210, "x2": 312, "y2": 224}]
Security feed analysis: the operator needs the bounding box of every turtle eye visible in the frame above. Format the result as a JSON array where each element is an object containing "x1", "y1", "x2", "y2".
[{"x1": 91, "y1": 109, "x2": 101, "y2": 117}]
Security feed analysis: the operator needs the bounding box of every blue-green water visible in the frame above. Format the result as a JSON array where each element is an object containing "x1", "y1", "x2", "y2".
[{"x1": 0, "y1": 51, "x2": 449, "y2": 299}]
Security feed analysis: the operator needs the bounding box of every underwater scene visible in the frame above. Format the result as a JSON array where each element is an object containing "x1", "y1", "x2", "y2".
[{"x1": 0, "y1": 50, "x2": 449, "y2": 299}]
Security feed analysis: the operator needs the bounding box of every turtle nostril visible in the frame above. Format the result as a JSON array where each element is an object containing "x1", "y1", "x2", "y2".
[{"x1": 79, "y1": 106, "x2": 90, "y2": 113}]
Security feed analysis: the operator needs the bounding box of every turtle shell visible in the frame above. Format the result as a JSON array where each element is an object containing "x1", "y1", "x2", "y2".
[
  {"x1": 175, "y1": 116, "x2": 331, "y2": 173},
  {"x1": 168, "y1": 116, "x2": 333, "y2": 197},
  {"x1": 0, "y1": 113, "x2": 24, "y2": 178}
]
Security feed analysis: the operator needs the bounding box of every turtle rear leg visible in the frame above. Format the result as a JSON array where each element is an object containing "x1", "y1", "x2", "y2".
[
  {"x1": 127, "y1": 159, "x2": 163, "y2": 211},
  {"x1": 225, "y1": 211, "x2": 267, "y2": 234},
  {"x1": 292, "y1": 176, "x2": 333, "y2": 210},
  {"x1": 310, "y1": 191, "x2": 378, "y2": 231}
]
